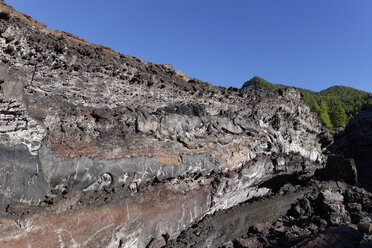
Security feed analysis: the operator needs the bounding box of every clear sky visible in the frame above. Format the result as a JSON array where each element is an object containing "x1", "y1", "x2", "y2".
[{"x1": 5, "y1": 0, "x2": 372, "y2": 92}]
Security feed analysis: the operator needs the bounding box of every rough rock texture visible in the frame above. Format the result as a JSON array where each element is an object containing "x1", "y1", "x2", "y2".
[
  {"x1": 0, "y1": 144, "x2": 48, "y2": 213},
  {"x1": 208, "y1": 182, "x2": 372, "y2": 248},
  {"x1": 163, "y1": 189, "x2": 311, "y2": 247},
  {"x1": 316, "y1": 155, "x2": 358, "y2": 185},
  {"x1": 0, "y1": 1, "x2": 368, "y2": 247},
  {"x1": 331, "y1": 104, "x2": 372, "y2": 191},
  {"x1": 319, "y1": 189, "x2": 351, "y2": 225},
  {"x1": 0, "y1": 2, "x2": 324, "y2": 166}
]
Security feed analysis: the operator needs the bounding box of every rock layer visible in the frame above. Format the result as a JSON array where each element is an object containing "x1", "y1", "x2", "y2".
[{"x1": 0, "y1": 2, "x2": 340, "y2": 247}]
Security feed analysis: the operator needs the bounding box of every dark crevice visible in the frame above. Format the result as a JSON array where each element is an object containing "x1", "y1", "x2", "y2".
[{"x1": 260, "y1": 173, "x2": 309, "y2": 193}]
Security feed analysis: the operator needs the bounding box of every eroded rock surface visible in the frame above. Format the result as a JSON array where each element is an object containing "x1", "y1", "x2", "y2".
[
  {"x1": 1, "y1": 1, "x2": 370, "y2": 247},
  {"x1": 205, "y1": 182, "x2": 372, "y2": 248}
]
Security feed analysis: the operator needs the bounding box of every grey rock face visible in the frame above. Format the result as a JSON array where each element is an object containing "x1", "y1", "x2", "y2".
[
  {"x1": 0, "y1": 1, "x2": 326, "y2": 210},
  {"x1": 0, "y1": 8, "x2": 325, "y2": 167},
  {"x1": 0, "y1": 144, "x2": 48, "y2": 214},
  {"x1": 38, "y1": 145, "x2": 220, "y2": 192},
  {"x1": 0, "y1": 97, "x2": 45, "y2": 154},
  {"x1": 0, "y1": 3, "x2": 338, "y2": 247},
  {"x1": 0, "y1": 64, "x2": 7, "y2": 83},
  {"x1": 163, "y1": 189, "x2": 310, "y2": 248}
]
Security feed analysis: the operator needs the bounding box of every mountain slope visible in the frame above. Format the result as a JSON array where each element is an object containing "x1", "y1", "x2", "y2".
[
  {"x1": 0, "y1": 2, "x2": 327, "y2": 247},
  {"x1": 242, "y1": 76, "x2": 372, "y2": 129},
  {"x1": 2, "y1": 2, "x2": 372, "y2": 247}
]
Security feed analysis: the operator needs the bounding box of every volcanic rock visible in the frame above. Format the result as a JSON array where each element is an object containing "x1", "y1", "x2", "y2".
[
  {"x1": 316, "y1": 155, "x2": 358, "y2": 185},
  {"x1": 319, "y1": 189, "x2": 351, "y2": 225},
  {"x1": 0, "y1": 1, "x2": 370, "y2": 247},
  {"x1": 331, "y1": 104, "x2": 372, "y2": 191},
  {"x1": 295, "y1": 226, "x2": 363, "y2": 248},
  {"x1": 0, "y1": 1, "x2": 327, "y2": 246}
]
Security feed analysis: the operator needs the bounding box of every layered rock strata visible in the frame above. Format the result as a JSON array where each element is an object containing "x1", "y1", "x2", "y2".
[{"x1": 0, "y1": 2, "x2": 331, "y2": 247}]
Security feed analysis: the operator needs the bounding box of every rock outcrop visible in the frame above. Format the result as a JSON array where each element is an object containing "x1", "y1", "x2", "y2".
[
  {"x1": 204, "y1": 182, "x2": 371, "y2": 248},
  {"x1": 0, "y1": 1, "x2": 371, "y2": 247},
  {"x1": 331, "y1": 104, "x2": 372, "y2": 191}
]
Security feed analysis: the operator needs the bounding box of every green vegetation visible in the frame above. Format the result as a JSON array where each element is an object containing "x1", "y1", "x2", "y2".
[
  {"x1": 331, "y1": 102, "x2": 347, "y2": 128},
  {"x1": 242, "y1": 76, "x2": 287, "y2": 90},
  {"x1": 319, "y1": 100, "x2": 333, "y2": 129},
  {"x1": 242, "y1": 76, "x2": 372, "y2": 129}
]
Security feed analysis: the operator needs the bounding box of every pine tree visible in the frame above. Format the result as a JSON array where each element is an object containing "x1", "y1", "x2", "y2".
[
  {"x1": 331, "y1": 102, "x2": 347, "y2": 128},
  {"x1": 319, "y1": 100, "x2": 333, "y2": 129},
  {"x1": 310, "y1": 97, "x2": 321, "y2": 115}
]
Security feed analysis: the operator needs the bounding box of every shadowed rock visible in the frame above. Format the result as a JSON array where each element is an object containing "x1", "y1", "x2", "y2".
[{"x1": 331, "y1": 104, "x2": 372, "y2": 191}]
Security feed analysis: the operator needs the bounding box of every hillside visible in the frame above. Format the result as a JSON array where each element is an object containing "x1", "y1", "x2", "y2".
[
  {"x1": 1, "y1": 2, "x2": 372, "y2": 247},
  {"x1": 0, "y1": 2, "x2": 326, "y2": 247},
  {"x1": 242, "y1": 76, "x2": 372, "y2": 129}
]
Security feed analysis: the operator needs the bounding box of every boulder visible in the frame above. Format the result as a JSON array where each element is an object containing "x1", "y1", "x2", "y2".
[{"x1": 319, "y1": 189, "x2": 351, "y2": 226}]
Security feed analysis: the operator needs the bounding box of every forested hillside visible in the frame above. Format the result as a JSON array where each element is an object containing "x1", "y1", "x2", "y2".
[{"x1": 242, "y1": 76, "x2": 372, "y2": 129}]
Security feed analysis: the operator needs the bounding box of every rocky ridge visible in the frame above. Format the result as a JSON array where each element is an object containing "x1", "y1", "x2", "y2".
[{"x1": 0, "y1": 2, "x2": 371, "y2": 247}]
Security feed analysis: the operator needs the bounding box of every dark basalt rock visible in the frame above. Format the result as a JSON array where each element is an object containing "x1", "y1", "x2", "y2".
[
  {"x1": 331, "y1": 104, "x2": 372, "y2": 191},
  {"x1": 0, "y1": 144, "x2": 48, "y2": 215},
  {"x1": 318, "y1": 189, "x2": 351, "y2": 226},
  {"x1": 0, "y1": 22, "x2": 6, "y2": 34},
  {"x1": 316, "y1": 154, "x2": 358, "y2": 185},
  {"x1": 0, "y1": 1, "x2": 371, "y2": 247},
  {"x1": 358, "y1": 222, "x2": 372, "y2": 234},
  {"x1": 295, "y1": 226, "x2": 363, "y2": 248},
  {"x1": 201, "y1": 182, "x2": 372, "y2": 247},
  {"x1": 0, "y1": 10, "x2": 10, "y2": 21}
]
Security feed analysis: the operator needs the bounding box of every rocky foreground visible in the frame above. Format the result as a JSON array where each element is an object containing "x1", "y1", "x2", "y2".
[{"x1": 0, "y1": 2, "x2": 371, "y2": 247}]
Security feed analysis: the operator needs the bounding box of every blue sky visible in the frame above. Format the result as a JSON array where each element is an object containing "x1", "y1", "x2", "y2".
[{"x1": 5, "y1": 0, "x2": 372, "y2": 92}]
